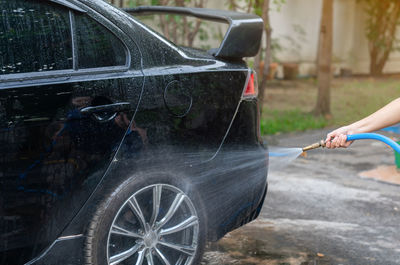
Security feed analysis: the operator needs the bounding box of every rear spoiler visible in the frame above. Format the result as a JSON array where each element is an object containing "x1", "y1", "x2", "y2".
[{"x1": 124, "y1": 6, "x2": 264, "y2": 59}]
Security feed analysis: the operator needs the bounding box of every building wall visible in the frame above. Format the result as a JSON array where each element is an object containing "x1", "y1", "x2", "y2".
[{"x1": 268, "y1": 0, "x2": 400, "y2": 76}]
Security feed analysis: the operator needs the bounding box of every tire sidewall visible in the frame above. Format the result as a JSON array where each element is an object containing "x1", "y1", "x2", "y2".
[{"x1": 85, "y1": 172, "x2": 207, "y2": 265}]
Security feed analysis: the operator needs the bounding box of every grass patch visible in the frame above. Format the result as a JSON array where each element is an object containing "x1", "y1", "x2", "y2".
[
  {"x1": 330, "y1": 78, "x2": 400, "y2": 126},
  {"x1": 261, "y1": 109, "x2": 328, "y2": 135},
  {"x1": 261, "y1": 77, "x2": 400, "y2": 135}
]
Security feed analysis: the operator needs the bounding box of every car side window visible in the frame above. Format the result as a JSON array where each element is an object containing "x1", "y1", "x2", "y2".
[
  {"x1": 75, "y1": 13, "x2": 127, "y2": 69},
  {"x1": 0, "y1": 0, "x2": 73, "y2": 75}
]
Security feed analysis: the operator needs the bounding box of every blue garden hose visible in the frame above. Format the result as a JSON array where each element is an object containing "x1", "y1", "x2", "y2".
[
  {"x1": 272, "y1": 133, "x2": 400, "y2": 158},
  {"x1": 347, "y1": 133, "x2": 400, "y2": 154},
  {"x1": 301, "y1": 133, "x2": 400, "y2": 154}
]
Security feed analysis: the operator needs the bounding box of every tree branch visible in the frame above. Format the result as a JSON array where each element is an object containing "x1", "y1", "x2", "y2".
[
  {"x1": 186, "y1": 0, "x2": 205, "y2": 47},
  {"x1": 247, "y1": 0, "x2": 254, "y2": 13},
  {"x1": 229, "y1": 0, "x2": 238, "y2": 11},
  {"x1": 258, "y1": 0, "x2": 271, "y2": 109}
]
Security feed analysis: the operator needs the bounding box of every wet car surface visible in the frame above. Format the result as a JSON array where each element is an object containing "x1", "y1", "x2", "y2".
[{"x1": 0, "y1": 1, "x2": 267, "y2": 264}]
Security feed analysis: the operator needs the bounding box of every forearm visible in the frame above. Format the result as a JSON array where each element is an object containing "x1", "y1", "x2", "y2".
[{"x1": 347, "y1": 98, "x2": 400, "y2": 133}]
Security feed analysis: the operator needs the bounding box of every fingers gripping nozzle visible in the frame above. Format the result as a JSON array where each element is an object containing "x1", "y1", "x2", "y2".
[{"x1": 302, "y1": 140, "x2": 326, "y2": 152}]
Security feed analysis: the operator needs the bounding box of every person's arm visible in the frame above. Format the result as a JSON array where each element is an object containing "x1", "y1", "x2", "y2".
[{"x1": 326, "y1": 97, "x2": 400, "y2": 148}]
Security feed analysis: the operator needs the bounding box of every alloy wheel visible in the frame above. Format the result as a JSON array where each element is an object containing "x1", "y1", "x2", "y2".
[{"x1": 107, "y1": 184, "x2": 200, "y2": 265}]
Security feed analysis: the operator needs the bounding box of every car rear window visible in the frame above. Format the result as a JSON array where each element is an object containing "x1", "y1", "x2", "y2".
[
  {"x1": 75, "y1": 13, "x2": 127, "y2": 69},
  {"x1": 0, "y1": 0, "x2": 73, "y2": 75}
]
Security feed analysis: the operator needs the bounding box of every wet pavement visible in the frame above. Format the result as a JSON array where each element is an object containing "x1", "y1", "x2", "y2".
[{"x1": 202, "y1": 129, "x2": 400, "y2": 265}]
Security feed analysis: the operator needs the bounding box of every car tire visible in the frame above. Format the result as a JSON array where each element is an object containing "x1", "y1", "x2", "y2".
[{"x1": 84, "y1": 173, "x2": 207, "y2": 265}]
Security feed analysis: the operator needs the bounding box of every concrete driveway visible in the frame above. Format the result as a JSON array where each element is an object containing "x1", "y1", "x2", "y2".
[{"x1": 202, "y1": 129, "x2": 400, "y2": 265}]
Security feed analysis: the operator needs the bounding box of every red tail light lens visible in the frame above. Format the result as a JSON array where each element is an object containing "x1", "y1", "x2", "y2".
[{"x1": 243, "y1": 71, "x2": 258, "y2": 99}]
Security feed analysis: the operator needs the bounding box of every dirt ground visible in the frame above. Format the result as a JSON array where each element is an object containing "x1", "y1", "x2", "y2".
[{"x1": 202, "y1": 129, "x2": 400, "y2": 265}]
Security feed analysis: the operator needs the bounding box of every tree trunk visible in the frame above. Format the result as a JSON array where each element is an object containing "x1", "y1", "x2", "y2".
[
  {"x1": 370, "y1": 58, "x2": 385, "y2": 77},
  {"x1": 368, "y1": 1, "x2": 400, "y2": 77},
  {"x1": 314, "y1": 0, "x2": 333, "y2": 117},
  {"x1": 254, "y1": 49, "x2": 262, "y2": 79},
  {"x1": 258, "y1": 0, "x2": 271, "y2": 114}
]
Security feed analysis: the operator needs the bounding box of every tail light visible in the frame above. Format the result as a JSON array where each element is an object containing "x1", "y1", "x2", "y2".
[{"x1": 242, "y1": 70, "x2": 258, "y2": 99}]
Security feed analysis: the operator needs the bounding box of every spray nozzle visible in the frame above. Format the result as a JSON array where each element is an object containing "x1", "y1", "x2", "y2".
[{"x1": 302, "y1": 140, "x2": 326, "y2": 152}]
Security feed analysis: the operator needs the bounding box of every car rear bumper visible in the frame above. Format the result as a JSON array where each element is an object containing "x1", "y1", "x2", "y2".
[
  {"x1": 204, "y1": 98, "x2": 268, "y2": 241},
  {"x1": 210, "y1": 174, "x2": 268, "y2": 241}
]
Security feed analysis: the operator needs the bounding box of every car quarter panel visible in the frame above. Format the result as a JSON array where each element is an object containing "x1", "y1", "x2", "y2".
[
  {"x1": 63, "y1": 67, "x2": 266, "y2": 240},
  {"x1": 62, "y1": 0, "x2": 268, "y2": 243}
]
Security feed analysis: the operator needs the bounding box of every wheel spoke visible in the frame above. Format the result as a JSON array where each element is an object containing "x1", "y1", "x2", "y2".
[
  {"x1": 176, "y1": 256, "x2": 185, "y2": 265},
  {"x1": 158, "y1": 241, "x2": 196, "y2": 256},
  {"x1": 146, "y1": 249, "x2": 155, "y2": 265},
  {"x1": 128, "y1": 197, "x2": 147, "y2": 228},
  {"x1": 159, "y1": 216, "x2": 198, "y2": 236},
  {"x1": 156, "y1": 193, "x2": 185, "y2": 230},
  {"x1": 135, "y1": 250, "x2": 145, "y2": 265},
  {"x1": 109, "y1": 244, "x2": 142, "y2": 265},
  {"x1": 111, "y1": 224, "x2": 143, "y2": 239},
  {"x1": 150, "y1": 185, "x2": 162, "y2": 226},
  {"x1": 155, "y1": 247, "x2": 171, "y2": 265}
]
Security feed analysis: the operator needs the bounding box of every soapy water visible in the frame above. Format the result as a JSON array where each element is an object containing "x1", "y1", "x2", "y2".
[{"x1": 268, "y1": 147, "x2": 304, "y2": 172}]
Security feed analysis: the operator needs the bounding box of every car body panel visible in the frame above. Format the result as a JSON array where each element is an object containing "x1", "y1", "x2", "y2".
[{"x1": 0, "y1": 0, "x2": 268, "y2": 264}]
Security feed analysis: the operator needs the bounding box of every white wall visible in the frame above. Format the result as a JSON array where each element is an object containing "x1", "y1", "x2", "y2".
[{"x1": 269, "y1": 0, "x2": 400, "y2": 75}]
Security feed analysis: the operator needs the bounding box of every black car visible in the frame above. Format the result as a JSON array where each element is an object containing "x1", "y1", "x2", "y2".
[{"x1": 0, "y1": 1, "x2": 268, "y2": 264}]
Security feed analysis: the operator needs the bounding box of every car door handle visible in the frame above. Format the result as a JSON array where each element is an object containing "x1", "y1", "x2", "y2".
[{"x1": 80, "y1": 102, "x2": 131, "y2": 115}]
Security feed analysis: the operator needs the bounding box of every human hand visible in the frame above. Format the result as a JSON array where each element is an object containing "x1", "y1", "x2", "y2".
[{"x1": 325, "y1": 126, "x2": 354, "y2": 149}]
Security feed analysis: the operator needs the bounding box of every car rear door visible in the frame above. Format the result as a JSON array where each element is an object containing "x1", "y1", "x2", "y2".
[{"x1": 0, "y1": 1, "x2": 143, "y2": 263}]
